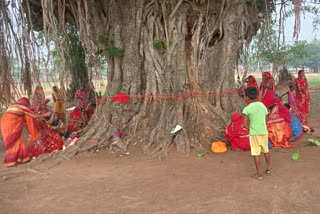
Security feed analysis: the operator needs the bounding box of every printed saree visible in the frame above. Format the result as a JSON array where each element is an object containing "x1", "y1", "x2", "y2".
[{"x1": 294, "y1": 77, "x2": 310, "y2": 116}]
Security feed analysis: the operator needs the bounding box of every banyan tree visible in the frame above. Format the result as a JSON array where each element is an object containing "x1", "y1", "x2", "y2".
[{"x1": 0, "y1": 0, "x2": 303, "y2": 157}]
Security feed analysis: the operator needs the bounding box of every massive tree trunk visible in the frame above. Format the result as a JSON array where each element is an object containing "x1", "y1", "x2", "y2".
[{"x1": 26, "y1": 0, "x2": 261, "y2": 157}]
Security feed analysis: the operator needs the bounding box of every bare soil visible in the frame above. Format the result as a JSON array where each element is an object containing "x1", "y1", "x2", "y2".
[{"x1": 1, "y1": 90, "x2": 320, "y2": 214}]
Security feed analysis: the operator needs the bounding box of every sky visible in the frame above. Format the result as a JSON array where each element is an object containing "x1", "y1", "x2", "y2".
[{"x1": 284, "y1": 2, "x2": 320, "y2": 44}]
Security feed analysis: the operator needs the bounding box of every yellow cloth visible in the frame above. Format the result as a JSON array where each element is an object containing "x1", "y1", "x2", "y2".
[
  {"x1": 249, "y1": 135, "x2": 269, "y2": 156},
  {"x1": 211, "y1": 141, "x2": 227, "y2": 153},
  {"x1": 53, "y1": 91, "x2": 65, "y2": 120}
]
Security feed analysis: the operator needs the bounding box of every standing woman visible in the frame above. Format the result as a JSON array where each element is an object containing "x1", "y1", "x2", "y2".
[
  {"x1": 75, "y1": 84, "x2": 91, "y2": 125},
  {"x1": 294, "y1": 70, "x2": 310, "y2": 116},
  {"x1": 260, "y1": 72, "x2": 275, "y2": 108},
  {"x1": 1, "y1": 97, "x2": 49, "y2": 166},
  {"x1": 52, "y1": 86, "x2": 66, "y2": 121}
]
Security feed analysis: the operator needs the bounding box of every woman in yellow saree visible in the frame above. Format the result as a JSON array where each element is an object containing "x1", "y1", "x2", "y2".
[
  {"x1": 1, "y1": 97, "x2": 50, "y2": 167},
  {"x1": 52, "y1": 86, "x2": 66, "y2": 121}
]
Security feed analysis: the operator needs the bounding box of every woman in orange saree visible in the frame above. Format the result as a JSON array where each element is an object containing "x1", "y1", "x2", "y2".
[
  {"x1": 260, "y1": 72, "x2": 275, "y2": 108},
  {"x1": 1, "y1": 97, "x2": 49, "y2": 167},
  {"x1": 267, "y1": 98, "x2": 295, "y2": 148},
  {"x1": 52, "y1": 86, "x2": 65, "y2": 121},
  {"x1": 294, "y1": 70, "x2": 310, "y2": 116},
  {"x1": 245, "y1": 75, "x2": 260, "y2": 104}
]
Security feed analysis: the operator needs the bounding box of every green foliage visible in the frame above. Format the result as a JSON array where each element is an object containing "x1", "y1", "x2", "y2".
[
  {"x1": 153, "y1": 40, "x2": 173, "y2": 50},
  {"x1": 307, "y1": 139, "x2": 320, "y2": 146},
  {"x1": 99, "y1": 36, "x2": 124, "y2": 57},
  {"x1": 66, "y1": 23, "x2": 86, "y2": 69},
  {"x1": 233, "y1": 1, "x2": 240, "y2": 6}
]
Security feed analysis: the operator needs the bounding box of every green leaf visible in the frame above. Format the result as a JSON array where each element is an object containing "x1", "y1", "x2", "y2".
[
  {"x1": 291, "y1": 152, "x2": 299, "y2": 161},
  {"x1": 197, "y1": 152, "x2": 205, "y2": 157}
]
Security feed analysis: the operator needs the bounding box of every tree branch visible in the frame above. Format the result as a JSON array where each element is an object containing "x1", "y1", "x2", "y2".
[{"x1": 169, "y1": 0, "x2": 183, "y2": 20}]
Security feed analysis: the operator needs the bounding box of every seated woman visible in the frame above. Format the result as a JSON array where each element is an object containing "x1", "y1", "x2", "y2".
[
  {"x1": 267, "y1": 98, "x2": 295, "y2": 148},
  {"x1": 31, "y1": 85, "x2": 50, "y2": 114},
  {"x1": 224, "y1": 113, "x2": 250, "y2": 151},
  {"x1": 47, "y1": 112, "x2": 69, "y2": 139},
  {"x1": 245, "y1": 75, "x2": 260, "y2": 104},
  {"x1": 29, "y1": 118, "x2": 64, "y2": 158},
  {"x1": 284, "y1": 103, "x2": 303, "y2": 141},
  {"x1": 289, "y1": 104, "x2": 314, "y2": 132},
  {"x1": 0, "y1": 97, "x2": 49, "y2": 166}
]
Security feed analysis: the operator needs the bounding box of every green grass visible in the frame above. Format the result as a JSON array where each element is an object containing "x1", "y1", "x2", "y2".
[{"x1": 306, "y1": 75, "x2": 320, "y2": 88}]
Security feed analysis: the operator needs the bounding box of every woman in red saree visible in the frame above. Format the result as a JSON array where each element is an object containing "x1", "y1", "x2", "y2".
[
  {"x1": 267, "y1": 98, "x2": 295, "y2": 148},
  {"x1": 260, "y1": 72, "x2": 275, "y2": 108},
  {"x1": 29, "y1": 119, "x2": 64, "y2": 158},
  {"x1": 245, "y1": 75, "x2": 260, "y2": 104},
  {"x1": 224, "y1": 113, "x2": 250, "y2": 151},
  {"x1": 31, "y1": 85, "x2": 49, "y2": 113},
  {"x1": 294, "y1": 70, "x2": 310, "y2": 116},
  {"x1": 1, "y1": 97, "x2": 49, "y2": 166}
]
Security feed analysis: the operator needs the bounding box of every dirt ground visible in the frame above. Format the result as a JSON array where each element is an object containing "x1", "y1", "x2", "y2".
[{"x1": 1, "y1": 90, "x2": 320, "y2": 214}]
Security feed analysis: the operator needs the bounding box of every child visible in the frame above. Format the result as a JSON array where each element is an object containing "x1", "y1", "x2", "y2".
[
  {"x1": 242, "y1": 87, "x2": 271, "y2": 180},
  {"x1": 280, "y1": 82, "x2": 296, "y2": 107}
]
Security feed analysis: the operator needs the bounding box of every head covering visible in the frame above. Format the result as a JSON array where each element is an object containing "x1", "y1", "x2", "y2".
[
  {"x1": 263, "y1": 72, "x2": 273, "y2": 79},
  {"x1": 232, "y1": 113, "x2": 242, "y2": 123},
  {"x1": 13, "y1": 97, "x2": 31, "y2": 108},
  {"x1": 273, "y1": 97, "x2": 282, "y2": 104},
  {"x1": 224, "y1": 113, "x2": 249, "y2": 138},
  {"x1": 268, "y1": 98, "x2": 292, "y2": 124}
]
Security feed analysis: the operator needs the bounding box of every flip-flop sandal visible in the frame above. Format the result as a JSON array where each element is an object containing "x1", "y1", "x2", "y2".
[
  {"x1": 251, "y1": 173, "x2": 263, "y2": 180},
  {"x1": 265, "y1": 169, "x2": 272, "y2": 176}
]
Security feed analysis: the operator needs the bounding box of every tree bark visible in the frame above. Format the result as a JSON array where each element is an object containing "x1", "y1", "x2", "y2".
[{"x1": 26, "y1": 0, "x2": 261, "y2": 158}]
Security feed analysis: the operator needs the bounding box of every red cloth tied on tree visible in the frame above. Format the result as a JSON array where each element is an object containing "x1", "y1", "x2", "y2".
[
  {"x1": 111, "y1": 92, "x2": 128, "y2": 104},
  {"x1": 224, "y1": 113, "x2": 250, "y2": 151},
  {"x1": 294, "y1": 77, "x2": 310, "y2": 116},
  {"x1": 260, "y1": 72, "x2": 275, "y2": 108}
]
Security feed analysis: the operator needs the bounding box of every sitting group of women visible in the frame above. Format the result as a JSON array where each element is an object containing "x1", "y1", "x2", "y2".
[
  {"x1": 226, "y1": 70, "x2": 312, "y2": 151},
  {"x1": 1, "y1": 85, "x2": 95, "y2": 167}
]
